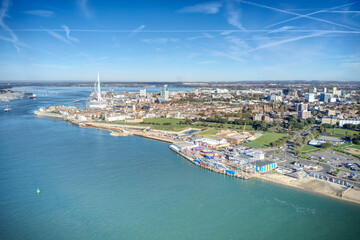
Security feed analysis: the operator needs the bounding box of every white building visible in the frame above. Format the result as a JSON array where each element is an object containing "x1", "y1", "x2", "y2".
[
  {"x1": 106, "y1": 115, "x2": 126, "y2": 122},
  {"x1": 305, "y1": 93, "x2": 315, "y2": 103},
  {"x1": 140, "y1": 89, "x2": 147, "y2": 97},
  {"x1": 308, "y1": 139, "x2": 326, "y2": 146},
  {"x1": 216, "y1": 88, "x2": 229, "y2": 94},
  {"x1": 171, "y1": 142, "x2": 197, "y2": 151},
  {"x1": 197, "y1": 137, "x2": 227, "y2": 146},
  {"x1": 270, "y1": 94, "x2": 282, "y2": 102},
  {"x1": 194, "y1": 88, "x2": 199, "y2": 96},
  {"x1": 339, "y1": 118, "x2": 360, "y2": 127}
]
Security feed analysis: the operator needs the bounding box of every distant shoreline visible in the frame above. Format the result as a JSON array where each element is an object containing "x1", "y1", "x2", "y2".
[{"x1": 3, "y1": 80, "x2": 360, "y2": 90}]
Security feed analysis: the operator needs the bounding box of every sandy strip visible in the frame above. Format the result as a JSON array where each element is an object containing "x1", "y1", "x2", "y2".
[{"x1": 256, "y1": 173, "x2": 360, "y2": 205}]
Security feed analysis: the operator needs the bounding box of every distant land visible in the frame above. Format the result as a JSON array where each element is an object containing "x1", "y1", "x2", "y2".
[{"x1": 1, "y1": 80, "x2": 360, "y2": 90}]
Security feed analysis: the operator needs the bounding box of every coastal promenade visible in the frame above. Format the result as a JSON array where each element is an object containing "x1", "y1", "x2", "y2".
[{"x1": 34, "y1": 110, "x2": 360, "y2": 205}]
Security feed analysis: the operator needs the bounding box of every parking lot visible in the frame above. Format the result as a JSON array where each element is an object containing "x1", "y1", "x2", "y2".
[
  {"x1": 308, "y1": 150, "x2": 357, "y2": 167},
  {"x1": 307, "y1": 150, "x2": 360, "y2": 182}
]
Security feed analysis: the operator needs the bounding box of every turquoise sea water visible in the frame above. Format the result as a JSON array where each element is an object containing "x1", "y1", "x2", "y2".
[{"x1": 1, "y1": 87, "x2": 360, "y2": 240}]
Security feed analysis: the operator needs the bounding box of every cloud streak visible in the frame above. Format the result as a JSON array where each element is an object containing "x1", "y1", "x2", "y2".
[
  {"x1": 128, "y1": 24, "x2": 146, "y2": 37},
  {"x1": 24, "y1": 10, "x2": 54, "y2": 17},
  {"x1": 225, "y1": 0, "x2": 246, "y2": 30},
  {"x1": 77, "y1": 0, "x2": 91, "y2": 18},
  {"x1": 245, "y1": 31, "x2": 328, "y2": 53},
  {"x1": 0, "y1": 0, "x2": 22, "y2": 53},
  {"x1": 2, "y1": 29, "x2": 360, "y2": 34},
  {"x1": 187, "y1": 33, "x2": 213, "y2": 41},
  {"x1": 178, "y1": 2, "x2": 222, "y2": 14},
  {"x1": 44, "y1": 28, "x2": 72, "y2": 45},
  {"x1": 325, "y1": 11, "x2": 360, "y2": 14},
  {"x1": 239, "y1": 0, "x2": 360, "y2": 31},
  {"x1": 141, "y1": 38, "x2": 178, "y2": 44},
  {"x1": 61, "y1": 25, "x2": 79, "y2": 42},
  {"x1": 268, "y1": 26, "x2": 294, "y2": 34},
  {"x1": 264, "y1": 1, "x2": 360, "y2": 29},
  {"x1": 33, "y1": 64, "x2": 72, "y2": 69}
]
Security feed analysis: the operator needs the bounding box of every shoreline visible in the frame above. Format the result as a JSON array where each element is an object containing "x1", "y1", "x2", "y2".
[
  {"x1": 255, "y1": 174, "x2": 360, "y2": 205},
  {"x1": 34, "y1": 111, "x2": 360, "y2": 205}
]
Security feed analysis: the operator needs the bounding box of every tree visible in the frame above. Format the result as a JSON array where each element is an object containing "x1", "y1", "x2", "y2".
[
  {"x1": 311, "y1": 129, "x2": 318, "y2": 138},
  {"x1": 319, "y1": 125, "x2": 325, "y2": 133},
  {"x1": 321, "y1": 142, "x2": 332, "y2": 149}
]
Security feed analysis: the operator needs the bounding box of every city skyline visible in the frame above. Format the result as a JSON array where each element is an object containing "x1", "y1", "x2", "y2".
[{"x1": 0, "y1": 0, "x2": 360, "y2": 81}]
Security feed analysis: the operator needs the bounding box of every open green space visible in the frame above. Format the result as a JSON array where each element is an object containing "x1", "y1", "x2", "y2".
[
  {"x1": 350, "y1": 144, "x2": 360, "y2": 150},
  {"x1": 198, "y1": 128, "x2": 219, "y2": 135},
  {"x1": 105, "y1": 117, "x2": 262, "y2": 133},
  {"x1": 325, "y1": 128, "x2": 359, "y2": 136},
  {"x1": 331, "y1": 143, "x2": 360, "y2": 158},
  {"x1": 143, "y1": 118, "x2": 183, "y2": 125},
  {"x1": 193, "y1": 122, "x2": 255, "y2": 131},
  {"x1": 248, "y1": 132, "x2": 288, "y2": 147},
  {"x1": 301, "y1": 145, "x2": 319, "y2": 152},
  {"x1": 332, "y1": 143, "x2": 360, "y2": 151}
]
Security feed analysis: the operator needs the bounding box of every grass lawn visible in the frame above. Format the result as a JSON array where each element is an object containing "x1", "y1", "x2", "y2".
[
  {"x1": 333, "y1": 143, "x2": 360, "y2": 150},
  {"x1": 301, "y1": 145, "x2": 319, "y2": 152},
  {"x1": 325, "y1": 128, "x2": 359, "y2": 136},
  {"x1": 143, "y1": 118, "x2": 184, "y2": 125},
  {"x1": 249, "y1": 132, "x2": 288, "y2": 147},
  {"x1": 193, "y1": 122, "x2": 255, "y2": 131},
  {"x1": 350, "y1": 144, "x2": 360, "y2": 150},
  {"x1": 198, "y1": 128, "x2": 219, "y2": 135},
  {"x1": 106, "y1": 117, "x2": 261, "y2": 133},
  {"x1": 331, "y1": 143, "x2": 360, "y2": 158}
]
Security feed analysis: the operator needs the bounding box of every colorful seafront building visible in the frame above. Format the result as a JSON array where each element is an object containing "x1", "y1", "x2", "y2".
[{"x1": 250, "y1": 160, "x2": 277, "y2": 172}]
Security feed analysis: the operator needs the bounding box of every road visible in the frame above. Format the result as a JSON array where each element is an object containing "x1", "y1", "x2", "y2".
[{"x1": 264, "y1": 124, "x2": 360, "y2": 188}]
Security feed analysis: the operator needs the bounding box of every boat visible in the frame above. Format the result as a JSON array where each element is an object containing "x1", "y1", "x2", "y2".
[
  {"x1": 29, "y1": 94, "x2": 37, "y2": 99},
  {"x1": 73, "y1": 100, "x2": 80, "y2": 103},
  {"x1": 4, "y1": 108, "x2": 11, "y2": 112}
]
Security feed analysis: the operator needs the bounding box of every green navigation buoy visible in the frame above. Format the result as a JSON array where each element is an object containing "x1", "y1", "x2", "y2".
[{"x1": 36, "y1": 188, "x2": 41, "y2": 194}]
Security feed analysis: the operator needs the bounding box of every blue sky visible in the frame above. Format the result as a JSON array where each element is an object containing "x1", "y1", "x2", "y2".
[{"x1": 0, "y1": 0, "x2": 359, "y2": 81}]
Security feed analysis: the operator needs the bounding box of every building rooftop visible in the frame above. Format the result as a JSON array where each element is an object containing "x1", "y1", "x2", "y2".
[{"x1": 253, "y1": 160, "x2": 275, "y2": 167}]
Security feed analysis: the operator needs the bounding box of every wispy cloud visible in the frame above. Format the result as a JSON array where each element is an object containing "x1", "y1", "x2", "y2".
[
  {"x1": 245, "y1": 31, "x2": 327, "y2": 53},
  {"x1": 268, "y1": 26, "x2": 294, "y2": 34},
  {"x1": 44, "y1": 28, "x2": 72, "y2": 45},
  {"x1": 325, "y1": 11, "x2": 360, "y2": 14},
  {"x1": 196, "y1": 60, "x2": 217, "y2": 64},
  {"x1": 178, "y1": 2, "x2": 222, "y2": 14},
  {"x1": 187, "y1": 33, "x2": 214, "y2": 40},
  {"x1": 33, "y1": 64, "x2": 72, "y2": 69},
  {"x1": 128, "y1": 24, "x2": 146, "y2": 37},
  {"x1": 24, "y1": 10, "x2": 54, "y2": 17},
  {"x1": 264, "y1": 1, "x2": 360, "y2": 29},
  {"x1": 5, "y1": 29, "x2": 360, "y2": 34},
  {"x1": 0, "y1": 0, "x2": 22, "y2": 53},
  {"x1": 77, "y1": 0, "x2": 91, "y2": 18},
  {"x1": 225, "y1": 0, "x2": 246, "y2": 30},
  {"x1": 141, "y1": 38, "x2": 178, "y2": 44},
  {"x1": 211, "y1": 50, "x2": 245, "y2": 62},
  {"x1": 61, "y1": 25, "x2": 79, "y2": 42},
  {"x1": 239, "y1": 0, "x2": 360, "y2": 31},
  {"x1": 220, "y1": 30, "x2": 235, "y2": 35}
]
